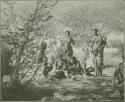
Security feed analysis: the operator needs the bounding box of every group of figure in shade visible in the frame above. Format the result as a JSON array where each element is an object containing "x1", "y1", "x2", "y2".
[
  {"x1": 38, "y1": 28, "x2": 124, "y2": 99},
  {"x1": 38, "y1": 28, "x2": 108, "y2": 80}
]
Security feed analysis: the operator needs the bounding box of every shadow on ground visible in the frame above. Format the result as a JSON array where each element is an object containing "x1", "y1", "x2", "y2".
[{"x1": 2, "y1": 67, "x2": 121, "y2": 101}]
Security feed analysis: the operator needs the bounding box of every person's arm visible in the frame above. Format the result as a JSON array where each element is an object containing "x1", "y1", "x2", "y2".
[
  {"x1": 105, "y1": 41, "x2": 108, "y2": 48},
  {"x1": 102, "y1": 36, "x2": 108, "y2": 48},
  {"x1": 55, "y1": 60, "x2": 58, "y2": 69},
  {"x1": 89, "y1": 39, "x2": 93, "y2": 44},
  {"x1": 70, "y1": 38, "x2": 75, "y2": 45},
  {"x1": 105, "y1": 37, "x2": 108, "y2": 48},
  {"x1": 64, "y1": 43, "x2": 67, "y2": 52},
  {"x1": 44, "y1": 41, "x2": 47, "y2": 50},
  {"x1": 76, "y1": 61, "x2": 81, "y2": 68}
]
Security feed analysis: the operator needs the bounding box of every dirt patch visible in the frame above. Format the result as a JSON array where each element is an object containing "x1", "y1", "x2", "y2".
[{"x1": 2, "y1": 68, "x2": 121, "y2": 101}]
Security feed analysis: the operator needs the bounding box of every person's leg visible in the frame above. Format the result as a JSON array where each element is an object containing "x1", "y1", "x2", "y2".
[
  {"x1": 101, "y1": 49, "x2": 104, "y2": 65},
  {"x1": 71, "y1": 48, "x2": 73, "y2": 57},
  {"x1": 99, "y1": 68, "x2": 102, "y2": 77},
  {"x1": 94, "y1": 59, "x2": 97, "y2": 77},
  {"x1": 95, "y1": 66, "x2": 98, "y2": 77},
  {"x1": 101, "y1": 68, "x2": 103, "y2": 76},
  {"x1": 64, "y1": 71, "x2": 70, "y2": 79},
  {"x1": 96, "y1": 64, "x2": 100, "y2": 77},
  {"x1": 43, "y1": 71, "x2": 45, "y2": 78},
  {"x1": 96, "y1": 67, "x2": 99, "y2": 77},
  {"x1": 43, "y1": 70, "x2": 47, "y2": 79},
  {"x1": 45, "y1": 72, "x2": 48, "y2": 79}
]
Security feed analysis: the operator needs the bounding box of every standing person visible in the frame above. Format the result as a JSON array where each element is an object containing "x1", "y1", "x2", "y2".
[
  {"x1": 90, "y1": 28, "x2": 101, "y2": 77},
  {"x1": 65, "y1": 31, "x2": 75, "y2": 57},
  {"x1": 90, "y1": 28, "x2": 107, "y2": 77},
  {"x1": 38, "y1": 38, "x2": 47, "y2": 63},
  {"x1": 100, "y1": 35, "x2": 108, "y2": 66}
]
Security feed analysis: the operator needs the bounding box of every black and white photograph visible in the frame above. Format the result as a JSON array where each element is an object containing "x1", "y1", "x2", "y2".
[{"x1": 0, "y1": 0, "x2": 125, "y2": 101}]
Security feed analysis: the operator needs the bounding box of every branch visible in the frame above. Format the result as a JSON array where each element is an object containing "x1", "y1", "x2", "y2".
[
  {"x1": 25, "y1": 64, "x2": 40, "y2": 85},
  {"x1": 19, "y1": 57, "x2": 36, "y2": 81}
]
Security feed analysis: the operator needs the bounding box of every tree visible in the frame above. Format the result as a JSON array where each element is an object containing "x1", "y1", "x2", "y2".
[
  {"x1": 1, "y1": 0, "x2": 57, "y2": 86},
  {"x1": 60, "y1": 1, "x2": 125, "y2": 50}
]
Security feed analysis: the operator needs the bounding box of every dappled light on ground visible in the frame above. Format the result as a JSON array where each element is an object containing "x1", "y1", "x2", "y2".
[{"x1": 2, "y1": 67, "x2": 119, "y2": 101}]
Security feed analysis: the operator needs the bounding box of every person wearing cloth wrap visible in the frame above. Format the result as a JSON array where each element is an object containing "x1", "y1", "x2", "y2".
[
  {"x1": 112, "y1": 55, "x2": 124, "y2": 99},
  {"x1": 38, "y1": 39, "x2": 47, "y2": 63},
  {"x1": 90, "y1": 28, "x2": 107, "y2": 77},
  {"x1": 65, "y1": 31, "x2": 75, "y2": 57}
]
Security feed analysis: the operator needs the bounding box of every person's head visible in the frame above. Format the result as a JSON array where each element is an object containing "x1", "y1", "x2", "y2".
[
  {"x1": 103, "y1": 36, "x2": 107, "y2": 41},
  {"x1": 50, "y1": 63, "x2": 53, "y2": 67},
  {"x1": 43, "y1": 57, "x2": 48, "y2": 63},
  {"x1": 93, "y1": 28, "x2": 98, "y2": 36},
  {"x1": 40, "y1": 38, "x2": 45, "y2": 45},
  {"x1": 65, "y1": 30, "x2": 70, "y2": 36},
  {"x1": 59, "y1": 55, "x2": 63, "y2": 60},
  {"x1": 71, "y1": 56, "x2": 76, "y2": 63}
]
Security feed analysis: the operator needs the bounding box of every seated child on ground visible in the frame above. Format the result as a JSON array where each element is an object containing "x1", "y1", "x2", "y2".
[{"x1": 52, "y1": 55, "x2": 66, "y2": 79}]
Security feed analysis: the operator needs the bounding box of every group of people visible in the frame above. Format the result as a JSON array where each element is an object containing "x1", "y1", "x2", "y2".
[
  {"x1": 38, "y1": 30, "x2": 84, "y2": 80},
  {"x1": 52, "y1": 55, "x2": 84, "y2": 80},
  {"x1": 38, "y1": 28, "x2": 124, "y2": 99},
  {"x1": 1, "y1": 26, "x2": 124, "y2": 99},
  {"x1": 38, "y1": 28, "x2": 108, "y2": 79}
]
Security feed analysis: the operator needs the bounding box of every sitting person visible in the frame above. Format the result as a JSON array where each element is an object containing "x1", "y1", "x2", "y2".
[
  {"x1": 83, "y1": 63, "x2": 92, "y2": 76},
  {"x1": 55, "y1": 55, "x2": 64, "y2": 70},
  {"x1": 42, "y1": 57, "x2": 53, "y2": 79},
  {"x1": 48, "y1": 63, "x2": 53, "y2": 72},
  {"x1": 68, "y1": 56, "x2": 83, "y2": 78},
  {"x1": 62, "y1": 59, "x2": 69, "y2": 79},
  {"x1": 75, "y1": 59, "x2": 84, "y2": 75},
  {"x1": 53, "y1": 55, "x2": 66, "y2": 79},
  {"x1": 112, "y1": 55, "x2": 124, "y2": 100},
  {"x1": 42, "y1": 57, "x2": 48, "y2": 78}
]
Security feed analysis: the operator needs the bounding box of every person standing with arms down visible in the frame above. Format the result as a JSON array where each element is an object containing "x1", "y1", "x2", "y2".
[
  {"x1": 38, "y1": 38, "x2": 47, "y2": 63},
  {"x1": 65, "y1": 31, "x2": 75, "y2": 58},
  {"x1": 90, "y1": 28, "x2": 107, "y2": 77}
]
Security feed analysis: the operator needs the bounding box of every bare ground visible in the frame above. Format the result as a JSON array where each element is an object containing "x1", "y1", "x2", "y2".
[{"x1": 2, "y1": 67, "x2": 121, "y2": 101}]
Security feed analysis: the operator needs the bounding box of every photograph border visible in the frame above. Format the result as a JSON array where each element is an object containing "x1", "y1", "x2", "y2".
[{"x1": 0, "y1": 0, "x2": 125, "y2": 101}]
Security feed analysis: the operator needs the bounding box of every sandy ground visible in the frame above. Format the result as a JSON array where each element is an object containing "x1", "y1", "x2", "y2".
[
  {"x1": 3, "y1": 67, "x2": 119, "y2": 101},
  {"x1": 25, "y1": 67, "x2": 118, "y2": 101}
]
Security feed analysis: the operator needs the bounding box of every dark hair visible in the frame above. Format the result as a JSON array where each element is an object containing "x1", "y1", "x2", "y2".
[
  {"x1": 44, "y1": 57, "x2": 48, "y2": 60},
  {"x1": 66, "y1": 31, "x2": 70, "y2": 36},
  {"x1": 59, "y1": 55, "x2": 63, "y2": 59},
  {"x1": 93, "y1": 28, "x2": 98, "y2": 33},
  {"x1": 71, "y1": 56, "x2": 76, "y2": 62}
]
